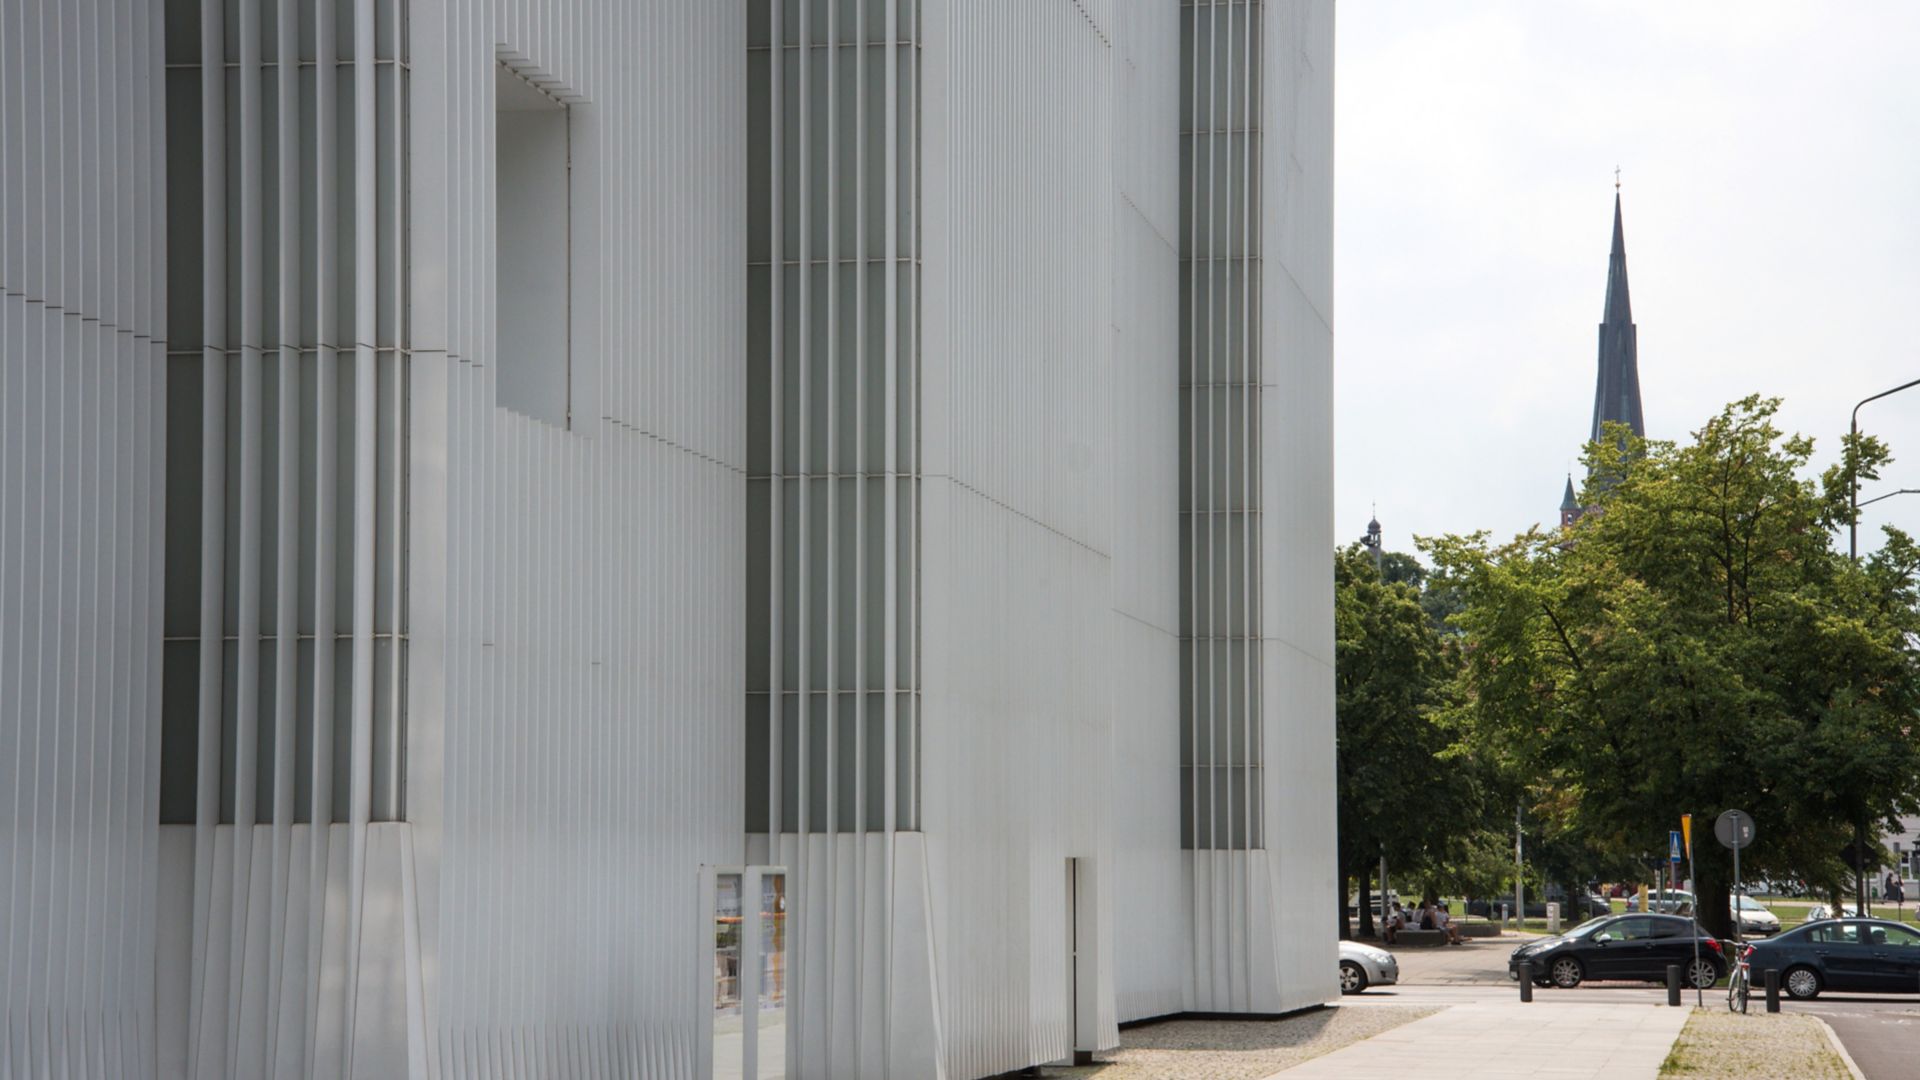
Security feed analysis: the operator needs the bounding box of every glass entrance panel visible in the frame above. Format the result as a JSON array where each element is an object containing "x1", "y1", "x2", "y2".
[
  {"x1": 713, "y1": 873, "x2": 745, "y2": 1080},
  {"x1": 756, "y1": 873, "x2": 787, "y2": 1079}
]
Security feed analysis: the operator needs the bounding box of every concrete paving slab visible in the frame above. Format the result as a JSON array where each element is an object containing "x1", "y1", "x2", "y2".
[{"x1": 1263, "y1": 1001, "x2": 1690, "y2": 1080}]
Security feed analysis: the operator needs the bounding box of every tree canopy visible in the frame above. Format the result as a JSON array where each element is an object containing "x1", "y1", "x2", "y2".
[
  {"x1": 1334, "y1": 544, "x2": 1489, "y2": 934},
  {"x1": 1425, "y1": 396, "x2": 1920, "y2": 936}
]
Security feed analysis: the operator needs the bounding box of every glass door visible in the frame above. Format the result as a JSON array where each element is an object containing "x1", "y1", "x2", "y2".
[{"x1": 703, "y1": 866, "x2": 788, "y2": 1080}]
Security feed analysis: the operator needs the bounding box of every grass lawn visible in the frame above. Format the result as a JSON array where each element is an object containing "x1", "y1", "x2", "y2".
[
  {"x1": 1659, "y1": 1007, "x2": 1850, "y2": 1079},
  {"x1": 1607, "y1": 895, "x2": 1920, "y2": 930}
]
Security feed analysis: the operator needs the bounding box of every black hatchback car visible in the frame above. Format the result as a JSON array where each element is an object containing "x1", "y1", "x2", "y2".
[
  {"x1": 1508, "y1": 913, "x2": 1725, "y2": 989},
  {"x1": 1743, "y1": 918, "x2": 1920, "y2": 999}
]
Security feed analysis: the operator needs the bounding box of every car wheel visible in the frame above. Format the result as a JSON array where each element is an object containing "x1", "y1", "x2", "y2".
[
  {"x1": 1686, "y1": 958, "x2": 1718, "y2": 990},
  {"x1": 1549, "y1": 957, "x2": 1584, "y2": 989},
  {"x1": 1339, "y1": 960, "x2": 1368, "y2": 995},
  {"x1": 1783, "y1": 966, "x2": 1821, "y2": 1000}
]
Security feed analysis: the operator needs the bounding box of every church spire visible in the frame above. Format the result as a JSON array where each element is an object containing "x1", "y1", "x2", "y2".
[{"x1": 1591, "y1": 190, "x2": 1644, "y2": 443}]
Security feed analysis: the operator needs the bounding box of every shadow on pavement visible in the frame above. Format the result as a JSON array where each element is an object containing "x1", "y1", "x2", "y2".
[{"x1": 1117, "y1": 1010, "x2": 1340, "y2": 1051}]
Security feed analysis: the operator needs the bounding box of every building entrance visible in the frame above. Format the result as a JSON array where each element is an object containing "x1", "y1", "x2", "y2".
[{"x1": 701, "y1": 866, "x2": 788, "y2": 1080}]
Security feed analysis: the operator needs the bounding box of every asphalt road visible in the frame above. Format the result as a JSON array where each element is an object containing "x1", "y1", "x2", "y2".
[{"x1": 1794, "y1": 996, "x2": 1920, "y2": 1080}]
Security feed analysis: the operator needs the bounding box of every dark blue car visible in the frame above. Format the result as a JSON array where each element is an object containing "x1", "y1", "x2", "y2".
[
  {"x1": 1744, "y1": 918, "x2": 1920, "y2": 999},
  {"x1": 1507, "y1": 913, "x2": 1725, "y2": 989}
]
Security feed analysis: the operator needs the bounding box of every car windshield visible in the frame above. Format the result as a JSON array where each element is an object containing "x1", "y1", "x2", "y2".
[
  {"x1": 1564, "y1": 918, "x2": 1616, "y2": 939},
  {"x1": 1733, "y1": 897, "x2": 1766, "y2": 911}
]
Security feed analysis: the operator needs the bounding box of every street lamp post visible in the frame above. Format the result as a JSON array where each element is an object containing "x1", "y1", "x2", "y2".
[
  {"x1": 1846, "y1": 378, "x2": 1919, "y2": 916},
  {"x1": 1849, "y1": 377, "x2": 1920, "y2": 561}
]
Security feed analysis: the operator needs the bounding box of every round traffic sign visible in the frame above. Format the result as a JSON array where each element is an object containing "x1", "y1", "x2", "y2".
[{"x1": 1715, "y1": 809, "x2": 1755, "y2": 850}]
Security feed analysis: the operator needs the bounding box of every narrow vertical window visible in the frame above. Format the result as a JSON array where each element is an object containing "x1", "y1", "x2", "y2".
[{"x1": 494, "y1": 64, "x2": 572, "y2": 428}]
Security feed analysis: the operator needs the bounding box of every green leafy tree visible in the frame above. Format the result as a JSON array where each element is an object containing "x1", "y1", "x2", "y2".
[
  {"x1": 1335, "y1": 545, "x2": 1484, "y2": 938},
  {"x1": 1427, "y1": 397, "x2": 1920, "y2": 938}
]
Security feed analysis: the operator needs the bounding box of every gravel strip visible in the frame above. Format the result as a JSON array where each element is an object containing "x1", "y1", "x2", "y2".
[
  {"x1": 1038, "y1": 1005, "x2": 1436, "y2": 1079},
  {"x1": 1659, "y1": 1007, "x2": 1851, "y2": 1079}
]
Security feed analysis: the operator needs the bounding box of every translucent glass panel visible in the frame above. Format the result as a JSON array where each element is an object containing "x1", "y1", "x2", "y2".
[
  {"x1": 1179, "y1": 0, "x2": 1264, "y2": 851},
  {"x1": 158, "y1": 0, "x2": 408, "y2": 826},
  {"x1": 745, "y1": 0, "x2": 922, "y2": 835}
]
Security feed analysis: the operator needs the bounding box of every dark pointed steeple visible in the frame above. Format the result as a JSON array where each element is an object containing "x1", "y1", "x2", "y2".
[
  {"x1": 1560, "y1": 475, "x2": 1580, "y2": 528},
  {"x1": 1591, "y1": 192, "x2": 1645, "y2": 443}
]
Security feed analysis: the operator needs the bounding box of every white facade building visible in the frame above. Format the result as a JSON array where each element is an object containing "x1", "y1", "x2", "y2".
[{"x1": 0, "y1": 2, "x2": 1334, "y2": 1078}]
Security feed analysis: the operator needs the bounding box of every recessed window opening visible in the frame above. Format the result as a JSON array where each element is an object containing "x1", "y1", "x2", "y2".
[{"x1": 495, "y1": 63, "x2": 573, "y2": 428}]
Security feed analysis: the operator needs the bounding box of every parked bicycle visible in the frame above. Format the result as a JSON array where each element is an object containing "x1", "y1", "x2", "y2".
[{"x1": 1723, "y1": 939, "x2": 1755, "y2": 1013}]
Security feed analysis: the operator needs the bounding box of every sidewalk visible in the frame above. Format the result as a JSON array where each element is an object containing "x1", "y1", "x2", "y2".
[{"x1": 1267, "y1": 1000, "x2": 1689, "y2": 1079}]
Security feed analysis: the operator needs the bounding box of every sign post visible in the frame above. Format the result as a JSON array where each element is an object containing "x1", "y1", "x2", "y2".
[
  {"x1": 1682, "y1": 815, "x2": 1701, "y2": 1007},
  {"x1": 1716, "y1": 810, "x2": 1757, "y2": 945}
]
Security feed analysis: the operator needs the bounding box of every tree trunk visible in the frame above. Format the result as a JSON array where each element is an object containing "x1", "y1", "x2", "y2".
[
  {"x1": 1855, "y1": 820, "x2": 1870, "y2": 917},
  {"x1": 1695, "y1": 860, "x2": 1733, "y2": 940},
  {"x1": 1339, "y1": 874, "x2": 1353, "y2": 940},
  {"x1": 1358, "y1": 869, "x2": 1376, "y2": 938}
]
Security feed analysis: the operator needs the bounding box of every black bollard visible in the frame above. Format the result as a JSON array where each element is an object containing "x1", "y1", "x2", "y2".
[
  {"x1": 1765, "y1": 969, "x2": 1780, "y2": 1013},
  {"x1": 1519, "y1": 962, "x2": 1533, "y2": 1002},
  {"x1": 1666, "y1": 965, "x2": 1681, "y2": 1006}
]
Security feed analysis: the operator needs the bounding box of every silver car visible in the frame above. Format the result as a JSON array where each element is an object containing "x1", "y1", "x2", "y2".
[
  {"x1": 1339, "y1": 940, "x2": 1399, "y2": 994},
  {"x1": 1732, "y1": 895, "x2": 1781, "y2": 936}
]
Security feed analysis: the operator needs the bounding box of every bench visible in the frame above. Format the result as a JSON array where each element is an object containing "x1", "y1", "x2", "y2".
[{"x1": 1385, "y1": 929, "x2": 1451, "y2": 947}]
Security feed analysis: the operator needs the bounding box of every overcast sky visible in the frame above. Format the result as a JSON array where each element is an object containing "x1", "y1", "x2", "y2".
[{"x1": 1334, "y1": 0, "x2": 1920, "y2": 562}]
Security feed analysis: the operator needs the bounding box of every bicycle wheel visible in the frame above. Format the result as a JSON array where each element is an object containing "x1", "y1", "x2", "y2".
[{"x1": 1735, "y1": 975, "x2": 1749, "y2": 1014}]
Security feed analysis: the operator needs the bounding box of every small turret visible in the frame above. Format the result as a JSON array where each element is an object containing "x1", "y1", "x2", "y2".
[{"x1": 1560, "y1": 476, "x2": 1581, "y2": 528}]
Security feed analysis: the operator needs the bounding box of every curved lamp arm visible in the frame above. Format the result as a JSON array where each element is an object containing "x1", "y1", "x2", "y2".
[{"x1": 1850, "y1": 378, "x2": 1920, "y2": 560}]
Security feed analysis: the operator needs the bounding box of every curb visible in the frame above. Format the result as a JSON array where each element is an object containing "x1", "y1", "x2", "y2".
[{"x1": 1812, "y1": 1016, "x2": 1868, "y2": 1080}]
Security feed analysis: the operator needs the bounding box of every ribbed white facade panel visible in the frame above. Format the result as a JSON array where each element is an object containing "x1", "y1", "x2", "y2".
[
  {"x1": 1256, "y1": 0, "x2": 1338, "y2": 1017},
  {"x1": 1108, "y1": 0, "x2": 1190, "y2": 1026},
  {"x1": 412, "y1": 1, "x2": 748, "y2": 1077},
  {"x1": 919, "y1": 1, "x2": 1124, "y2": 1075},
  {"x1": 1, "y1": 4, "x2": 168, "y2": 1076}
]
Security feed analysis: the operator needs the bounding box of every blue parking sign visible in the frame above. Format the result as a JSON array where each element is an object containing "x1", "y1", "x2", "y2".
[{"x1": 1670, "y1": 830, "x2": 1683, "y2": 864}]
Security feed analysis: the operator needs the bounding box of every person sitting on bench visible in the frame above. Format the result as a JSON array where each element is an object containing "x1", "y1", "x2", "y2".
[{"x1": 1382, "y1": 901, "x2": 1405, "y2": 944}]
